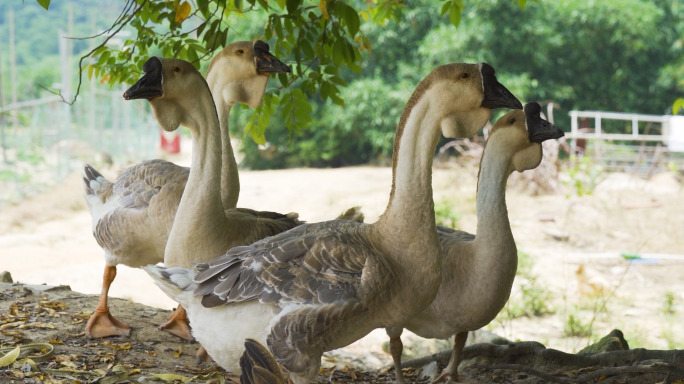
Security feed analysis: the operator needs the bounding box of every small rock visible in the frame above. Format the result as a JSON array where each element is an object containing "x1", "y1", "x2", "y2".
[
  {"x1": 544, "y1": 228, "x2": 570, "y2": 241},
  {"x1": 579, "y1": 329, "x2": 629, "y2": 354},
  {"x1": 538, "y1": 214, "x2": 556, "y2": 222},
  {"x1": 0, "y1": 271, "x2": 13, "y2": 283}
]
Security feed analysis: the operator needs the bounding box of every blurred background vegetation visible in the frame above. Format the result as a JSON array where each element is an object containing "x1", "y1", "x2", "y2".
[{"x1": 0, "y1": 0, "x2": 682, "y2": 170}]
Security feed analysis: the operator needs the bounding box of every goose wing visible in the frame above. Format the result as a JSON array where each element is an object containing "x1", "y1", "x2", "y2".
[
  {"x1": 193, "y1": 220, "x2": 371, "y2": 307},
  {"x1": 93, "y1": 159, "x2": 187, "y2": 255},
  {"x1": 436, "y1": 225, "x2": 474, "y2": 248},
  {"x1": 226, "y1": 208, "x2": 304, "y2": 245},
  {"x1": 111, "y1": 159, "x2": 188, "y2": 210}
]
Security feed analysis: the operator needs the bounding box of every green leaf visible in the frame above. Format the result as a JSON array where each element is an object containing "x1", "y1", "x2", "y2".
[
  {"x1": 448, "y1": 4, "x2": 461, "y2": 27},
  {"x1": 517, "y1": 0, "x2": 527, "y2": 9},
  {"x1": 245, "y1": 94, "x2": 275, "y2": 145},
  {"x1": 320, "y1": 81, "x2": 330, "y2": 100},
  {"x1": 187, "y1": 47, "x2": 198, "y2": 63},
  {"x1": 332, "y1": 39, "x2": 344, "y2": 66},
  {"x1": 336, "y1": 2, "x2": 360, "y2": 37},
  {"x1": 342, "y1": 40, "x2": 355, "y2": 64},
  {"x1": 96, "y1": 50, "x2": 111, "y2": 66},
  {"x1": 330, "y1": 93, "x2": 344, "y2": 106},
  {"x1": 440, "y1": 1, "x2": 450, "y2": 16},
  {"x1": 256, "y1": 0, "x2": 269, "y2": 10},
  {"x1": 35, "y1": 0, "x2": 50, "y2": 10},
  {"x1": 300, "y1": 40, "x2": 314, "y2": 58},
  {"x1": 328, "y1": 75, "x2": 347, "y2": 87},
  {"x1": 286, "y1": 0, "x2": 300, "y2": 14},
  {"x1": 674, "y1": 98, "x2": 684, "y2": 115}
]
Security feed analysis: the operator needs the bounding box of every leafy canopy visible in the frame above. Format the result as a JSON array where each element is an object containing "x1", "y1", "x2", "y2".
[{"x1": 33, "y1": 0, "x2": 533, "y2": 142}]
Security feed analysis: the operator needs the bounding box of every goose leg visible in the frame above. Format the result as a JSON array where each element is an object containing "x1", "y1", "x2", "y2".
[
  {"x1": 159, "y1": 304, "x2": 193, "y2": 341},
  {"x1": 386, "y1": 326, "x2": 407, "y2": 384},
  {"x1": 431, "y1": 332, "x2": 468, "y2": 383},
  {"x1": 195, "y1": 346, "x2": 211, "y2": 364},
  {"x1": 85, "y1": 265, "x2": 132, "y2": 338}
]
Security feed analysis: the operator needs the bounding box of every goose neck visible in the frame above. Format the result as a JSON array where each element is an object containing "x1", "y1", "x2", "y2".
[
  {"x1": 216, "y1": 101, "x2": 239, "y2": 210},
  {"x1": 378, "y1": 97, "x2": 440, "y2": 238},
  {"x1": 165, "y1": 95, "x2": 226, "y2": 268},
  {"x1": 475, "y1": 141, "x2": 514, "y2": 247}
]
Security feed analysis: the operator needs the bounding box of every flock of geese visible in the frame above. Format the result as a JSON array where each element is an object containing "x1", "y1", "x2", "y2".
[{"x1": 81, "y1": 40, "x2": 564, "y2": 384}]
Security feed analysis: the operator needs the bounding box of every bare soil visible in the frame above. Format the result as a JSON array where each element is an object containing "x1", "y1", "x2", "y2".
[{"x1": 1, "y1": 154, "x2": 684, "y2": 383}]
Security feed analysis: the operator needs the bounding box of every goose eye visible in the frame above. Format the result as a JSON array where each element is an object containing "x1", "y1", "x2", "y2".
[
  {"x1": 460, "y1": 73, "x2": 470, "y2": 79},
  {"x1": 236, "y1": 49, "x2": 245, "y2": 55},
  {"x1": 508, "y1": 118, "x2": 517, "y2": 124},
  {"x1": 172, "y1": 66, "x2": 181, "y2": 73}
]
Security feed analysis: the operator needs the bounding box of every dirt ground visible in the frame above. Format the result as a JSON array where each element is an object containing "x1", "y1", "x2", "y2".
[{"x1": 1, "y1": 147, "x2": 684, "y2": 382}]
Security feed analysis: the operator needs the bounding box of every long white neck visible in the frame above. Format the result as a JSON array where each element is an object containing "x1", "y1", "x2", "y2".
[
  {"x1": 165, "y1": 93, "x2": 227, "y2": 268},
  {"x1": 216, "y1": 100, "x2": 239, "y2": 210},
  {"x1": 475, "y1": 141, "x2": 515, "y2": 247},
  {"x1": 469, "y1": 138, "x2": 518, "y2": 292},
  {"x1": 378, "y1": 97, "x2": 440, "y2": 239},
  {"x1": 375, "y1": 94, "x2": 443, "y2": 300}
]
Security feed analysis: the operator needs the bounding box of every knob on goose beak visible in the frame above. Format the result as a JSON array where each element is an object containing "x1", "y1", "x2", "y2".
[
  {"x1": 525, "y1": 102, "x2": 565, "y2": 143},
  {"x1": 123, "y1": 56, "x2": 164, "y2": 100},
  {"x1": 480, "y1": 63, "x2": 523, "y2": 110},
  {"x1": 253, "y1": 40, "x2": 292, "y2": 75}
]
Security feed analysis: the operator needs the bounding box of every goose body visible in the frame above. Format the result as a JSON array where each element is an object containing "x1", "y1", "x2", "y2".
[
  {"x1": 137, "y1": 59, "x2": 521, "y2": 383},
  {"x1": 82, "y1": 41, "x2": 296, "y2": 339},
  {"x1": 387, "y1": 102, "x2": 565, "y2": 383}
]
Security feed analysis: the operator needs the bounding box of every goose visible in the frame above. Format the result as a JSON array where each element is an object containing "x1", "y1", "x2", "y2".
[
  {"x1": 385, "y1": 102, "x2": 565, "y2": 384},
  {"x1": 239, "y1": 339, "x2": 288, "y2": 384},
  {"x1": 122, "y1": 54, "x2": 364, "y2": 340},
  {"x1": 137, "y1": 59, "x2": 521, "y2": 383},
  {"x1": 82, "y1": 41, "x2": 296, "y2": 339}
]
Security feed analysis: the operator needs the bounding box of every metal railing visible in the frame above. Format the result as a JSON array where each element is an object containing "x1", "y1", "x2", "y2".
[{"x1": 566, "y1": 110, "x2": 684, "y2": 175}]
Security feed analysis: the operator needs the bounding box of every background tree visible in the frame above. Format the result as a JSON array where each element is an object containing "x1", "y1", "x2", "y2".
[{"x1": 11, "y1": 0, "x2": 684, "y2": 169}]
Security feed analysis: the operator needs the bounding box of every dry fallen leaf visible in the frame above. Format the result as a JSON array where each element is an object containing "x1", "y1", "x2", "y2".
[
  {"x1": 39, "y1": 300, "x2": 68, "y2": 310},
  {"x1": 18, "y1": 322, "x2": 56, "y2": 329},
  {"x1": 103, "y1": 342, "x2": 131, "y2": 351},
  {"x1": 0, "y1": 346, "x2": 20, "y2": 367},
  {"x1": 151, "y1": 372, "x2": 191, "y2": 383}
]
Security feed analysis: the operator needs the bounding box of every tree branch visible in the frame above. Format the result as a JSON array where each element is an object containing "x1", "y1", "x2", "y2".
[{"x1": 42, "y1": 0, "x2": 148, "y2": 105}]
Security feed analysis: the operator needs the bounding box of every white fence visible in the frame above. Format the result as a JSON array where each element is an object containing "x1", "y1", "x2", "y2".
[{"x1": 566, "y1": 110, "x2": 684, "y2": 175}]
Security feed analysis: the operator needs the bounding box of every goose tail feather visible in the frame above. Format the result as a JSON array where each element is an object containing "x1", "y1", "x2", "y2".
[
  {"x1": 336, "y1": 206, "x2": 365, "y2": 223},
  {"x1": 82, "y1": 163, "x2": 110, "y2": 197},
  {"x1": 239, "y1": 338, "x2": 287, "y2": 384},
  {"x1": 142, "y1": 265, "x2": 195, "y2": 308}
]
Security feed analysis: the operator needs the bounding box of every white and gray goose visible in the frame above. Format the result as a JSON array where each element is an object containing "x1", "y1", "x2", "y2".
[{"x1": 139, "y1": 61, "x2": 521, "y2": 384}]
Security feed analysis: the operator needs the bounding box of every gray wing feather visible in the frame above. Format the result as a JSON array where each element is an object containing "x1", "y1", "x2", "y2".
[{"x1": 193, "y1": 221, "x2": 371, "y2": 308}]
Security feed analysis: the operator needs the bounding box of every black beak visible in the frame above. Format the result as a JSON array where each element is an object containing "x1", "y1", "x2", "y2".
[
  {"x1": 123, "y1": 57, "x2": 164, "y2": 100},
  {"x1": 525, "y1": 102, "x2": 565, "y2": 143},
  {"x1": 480, "y1": 63, "x2": 523, "y2": 110},
  {"x1": 253, "y1": 40, "x2": 291, "y2": 74}
]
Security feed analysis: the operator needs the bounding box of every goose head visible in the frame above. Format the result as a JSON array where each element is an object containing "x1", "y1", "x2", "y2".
[
  {"x1": 123, "y1": 57, "x2": 213, "y2": 132},
  {"x1": 488, "y1": 101, "x2": 565, "y2": 173},
  {"x1": 206, "y1": 40, "x2": 291, "y2": 109},
  {"x1": 422, "y1": 62, "x2": 522, "y2": 139}
]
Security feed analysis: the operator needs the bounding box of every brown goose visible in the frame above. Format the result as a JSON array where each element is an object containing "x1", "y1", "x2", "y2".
[
  {"x1": 141, "y1": 60, "x2": 521, "y2": 383},
  {"x1": 82, "y1": 41, "x2": 295, "y2": 339},
  {"x1": 386, "y1": 102, "x2": 565, "y2": 383}
]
